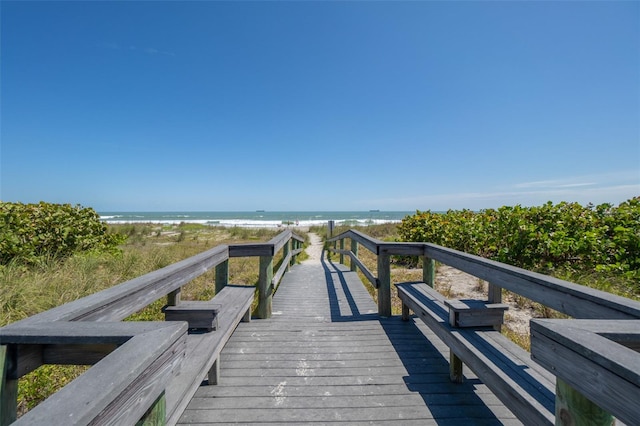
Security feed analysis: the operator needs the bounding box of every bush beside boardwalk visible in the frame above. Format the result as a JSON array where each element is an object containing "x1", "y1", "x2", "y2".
[{"x1": 397, "y1": 198, "x2": 640, "y2": 299}]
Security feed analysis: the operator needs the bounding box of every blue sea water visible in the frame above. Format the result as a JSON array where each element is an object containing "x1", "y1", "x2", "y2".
[{"x1": 99, "y1": 211, "x2": 414, "y2": 228}]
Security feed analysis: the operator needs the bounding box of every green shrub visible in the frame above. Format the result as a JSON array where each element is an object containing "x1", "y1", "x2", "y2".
[
  {"x1": 0, "y1": 202, "x2": 125, "y2": 265},
  {"x1": 398, "y1": 198, "x2": 640, "y2": 282}
]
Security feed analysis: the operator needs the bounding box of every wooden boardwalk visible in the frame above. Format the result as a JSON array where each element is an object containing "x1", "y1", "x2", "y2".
[{"x1": 178, "y1": 258, "x2": 522, "y2": 425}]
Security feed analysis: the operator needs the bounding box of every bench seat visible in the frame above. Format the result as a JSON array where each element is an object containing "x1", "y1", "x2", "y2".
[
  {"x1": 396, "y1": 281, "x2": 555, "y2": 426},
  {"x1": 164, "y1": 285, "x2": 254, "y2": 426}
]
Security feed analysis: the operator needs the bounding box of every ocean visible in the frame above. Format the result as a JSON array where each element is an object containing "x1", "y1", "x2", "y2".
[{"x1": 99, "y1": 211, "x2": 414, "y2": 228}]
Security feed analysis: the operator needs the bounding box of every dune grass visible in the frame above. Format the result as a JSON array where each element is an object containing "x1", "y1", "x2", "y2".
[{"x1": 1, "y1": 223, "x2": 299, "y2": 416}]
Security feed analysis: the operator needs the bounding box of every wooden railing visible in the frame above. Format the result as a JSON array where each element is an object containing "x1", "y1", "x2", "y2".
[
  {"x1": 327, "y1": 229, "x2": 640, "y2": 425},
  {"x1": 0, "y1": 230, "x2": 304, "y2": 425}
]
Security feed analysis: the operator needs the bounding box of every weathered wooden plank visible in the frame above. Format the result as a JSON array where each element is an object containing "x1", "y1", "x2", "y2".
[
  {"x1": 187, "y1": 393, "x2": 430, "y2": 410},
  {"x1": 327, "y1": 230, "x2": 380, "y2": 254},
  {"x1": 377, "y1": 242, "x2": 424, "y2": 256},
  {"x1": 215, "y1": 260, "x2": 228, "y2": 293},
  {"x1": 164, "y1": 302, "x2": 220, "y2": 331},
  {"x1": 377, "y1": 251, "x2": 392, "y2": 317},
  {"x1": 445, "y1": 299, "x2": 508, "y2": 328},
  {"x1": 397, "y1": 281, "x2": 554, "y2": 426},
  {"x1": 268, "y1": 230, "x2": 292, "y2": 254},
  {"x1": 531, "y1": 319, "x2": 640, "y2": 387},
  {"x1": 531, "y1": 319, "x2": 640, "y2": 425},
  {"x1": 229, "y1": 243, "x2": 273, "y2": 257},
  {"x1": 334, "y1": 249, "x2": 376, "y2": 288},
  {"x1": 188, "y1": 391, "x2": 507, "y2": 409},
  {"x1": 229, "y1": 231, "x2": 303, "y2": 259},
  {"x1": 1, "y1": 322, "x2": 189, "y2": 378},
  {"x1": 42, "y1": 343, "x2": 117, "y2": 366},
  {"x1": 181, "y1": 405, "x2": 438, "y2": 423},
  {"x1": 179, "y1": 262, "x2": 522, "y2": 426},
  {"x1": 423, "y1": 244, "x2": 640, "y2": 320},
  {"x1": 273, "y1": 251, "x2": 292, "y2": 289},
  {"x1": 7, "y1": 246, "x2": 229, "y2": 326},
  {"x1": 350, "y1": 239, "x2": 359, "y2": 272},
  {"x1": 0, "y1": 321, "x2": 188, "y2": 345},
  {"x1": 193, "y1": 381, "x2": 499, "y2": 398},
  {"x1": 220, "y1": 357, "x2": 444, "y2": 370},
  {"x1": 14, "y1": 323, "x2": 187, "y2": 425},
  {"x1": 165, "y1": 285, "x2": 254, "y2": 426},
  {"x1": 257, "y1": 255, "x2": 273, "y2": 319}
]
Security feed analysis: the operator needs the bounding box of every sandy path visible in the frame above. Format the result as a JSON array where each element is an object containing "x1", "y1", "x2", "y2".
[{"x1": 301, "y1": 233, "x2": 323, "y2": 264}]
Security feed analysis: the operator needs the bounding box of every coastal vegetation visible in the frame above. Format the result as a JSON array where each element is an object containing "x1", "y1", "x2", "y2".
[
  {"x1": 397, "y1": 198, "x2": 640, "y2": 298},
  {"x1": 2, "y1": 198, "x2": 638, "y2": 414},
  {"x1": 0, "y1": 202, "x2": 124, "y2": 265},
  {"x1": 0, "y1": 202, "x2": 287, "y2": 415}
]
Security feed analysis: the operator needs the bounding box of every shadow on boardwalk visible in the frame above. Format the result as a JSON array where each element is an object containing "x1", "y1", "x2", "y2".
[{"x1": 321, "y1": 254, "x2": 511, "y2": 425}]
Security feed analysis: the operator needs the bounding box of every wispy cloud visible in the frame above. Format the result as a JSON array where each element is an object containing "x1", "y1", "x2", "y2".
[
  {"x1": 514, "y1": 180, "x2": 596, "y2": 189},
  {"x1": 514, "y1": 171, "x2": 639, "y2": 190},
  {"x1": 100, "y1": 42, "x2": 175, "y2": 57},
  {"x1": 361, "y1": 170, "x2": 640, "y2": 211}
]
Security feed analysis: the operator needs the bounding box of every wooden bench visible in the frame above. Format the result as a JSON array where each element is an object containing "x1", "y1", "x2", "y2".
[
  {"x1": 163, "y1": 284, "x2": 254, "y2": 426},
  {"x1": 396, "y1": 281, "x2": 555, "y2": 426}
]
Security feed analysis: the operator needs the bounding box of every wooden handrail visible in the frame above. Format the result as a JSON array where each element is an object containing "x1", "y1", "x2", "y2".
[
  {"x1": 0, "y1": 230, "x2": 304, "y2": 425},
  {"x1": 327, "y1": 228, "x2": 640, "y2": 425},
  {"x1": 328, "y1": 230, "x2": 640, "y2": 320}
]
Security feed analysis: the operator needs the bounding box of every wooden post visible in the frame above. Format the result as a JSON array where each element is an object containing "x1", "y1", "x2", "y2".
[
  {"x1": 135, "y1": 391, "x2": 166, "y2": 426},
  {"x1": 167, "y1": 289, "x2": 181, "y2": 306},
  {"x1": 377, "y1": 250, "x2": 392, "y2": 317},
  {"x1": 339, "y1": 239, "x2": 345, "y2": 264},
  {"x1": 423, "y1": 257, "x2": 435, "y2": 288},
  {"x1": 555, "y1": 378, "x2": 614, "y2": 426},
  {"x1": 208, "y1": 358, "x2": 220, "y2": 386},
  {"x1": 488, "y1": 283, "x2": 502, "y2": 331},
  {"x1": 283, "y1": 240, "x2": 291, "y2": 273},
  {"x1": 449, "y1": 352, "x2": 464, "y2": 384},
  {"x1": 350, "y1": 239, "x2": 359, "y2": 272},
  {"x1": 447, "y1": 303, "x2": 464, "y2": 384},
  {"x1": 257, "y1": 255, "x2": 273, "y2": 319},
  {"x1": 401, "y1": 302, "x2": 410, "y2": 321},
  {"x1": 290, "y1": 240, "x2": 297, "y2": 266},
  {"x1": 215, "y1": 260, "x2": 229, "y2": 294},
  {"x1": 1, "y1": 345, "x2": 17, "y2": 426}
]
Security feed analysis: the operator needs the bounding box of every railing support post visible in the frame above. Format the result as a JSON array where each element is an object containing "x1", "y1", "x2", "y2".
[
  {"x1": 377, "y1": 250, "x2": 392, "y2": 317},
  {"x1": 1, "y1": 345, "x2": 17, "y2": 426},
  {"x1": 290, "y1": 240, "x2": 297, "y2": 266},
  {"x1": 257, "y1": 255, "x2": 273, "y2": 319},
  {"x1": 215, "y1": 260, "x2": 229, "y2": 294},
  {"x1": 449, "y1": 352, "x2": 464, "y2": 384},
  {"x1": 136, "y1": 391, "x2": 166, "y2": 426},
  {"x1": 283, "y1": 240, "x2": 291, "y2": 273},
  {"x1": 339, "y1": 239, "x2": 345, "y2": 264},
  {"x1": 350, "y1": 239, "x2": 358, "y2": 272},
  {"x1": 423, "y1": 256, "x2": 435, "y2": 288},
  {"x1": 555, "y1": 378, "x2": 614, "y2": 426},
  {"x1": 167, "y1": 289, "x2": 181, "y2": 306},
  {"x1": 488, "y1": 283, "x2": 502, "y2": 331}
]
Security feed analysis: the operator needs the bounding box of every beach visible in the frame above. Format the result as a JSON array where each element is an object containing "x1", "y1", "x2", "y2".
[{"x1": 99, "y1": 211, "x2": 413, "y2": 228}]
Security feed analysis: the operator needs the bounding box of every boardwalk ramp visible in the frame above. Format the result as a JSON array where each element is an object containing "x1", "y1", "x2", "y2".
[{"x1": 178, "y1": 258, "x2": 521, "y2": 425}]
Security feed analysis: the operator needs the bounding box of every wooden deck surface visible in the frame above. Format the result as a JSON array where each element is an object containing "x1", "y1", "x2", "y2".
[{"x1": 178, "y1": 258, "x2": 523, "y2": 425}]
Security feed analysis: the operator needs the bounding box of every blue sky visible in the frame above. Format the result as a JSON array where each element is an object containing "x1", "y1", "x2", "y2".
[{"x1": 1, "y1": 1, "x2": 638, "y2": 212}]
